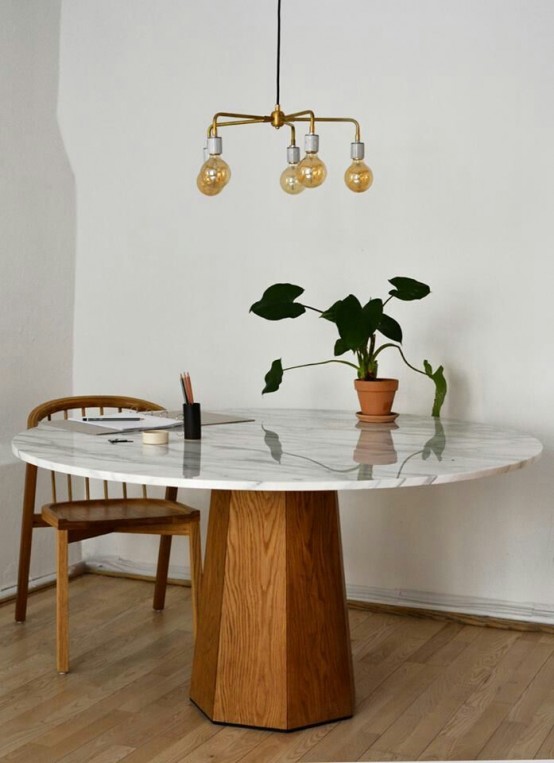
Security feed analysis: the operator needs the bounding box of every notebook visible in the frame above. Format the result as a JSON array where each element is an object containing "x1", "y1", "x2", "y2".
[{"x1": 42, "y1": 410, "x2": 254, "y2": 435}]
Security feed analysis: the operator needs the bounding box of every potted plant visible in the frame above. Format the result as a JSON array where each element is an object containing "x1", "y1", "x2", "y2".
[{"x1": 249, "y1": 276, "x2": 447, "y2": 418}]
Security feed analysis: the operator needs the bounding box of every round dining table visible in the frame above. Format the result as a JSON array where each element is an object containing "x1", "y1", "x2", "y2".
[{"x1": 12, "y1": 409, "x2": 542, "y2": 731}]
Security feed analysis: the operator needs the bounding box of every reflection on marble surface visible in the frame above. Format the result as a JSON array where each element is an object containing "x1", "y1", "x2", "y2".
[
  {"x1": 396, "y1": 418, "x2": 446, "y2": 477},
  {"x1": 12, "y1": 410, "x2": 543, "y2": 492},
  {"x1": 354, "y1": 424, "x2": 398, "y2": 468},
  {"x1": 183, "y1": 439, "x2": 202, "y2": 479}
]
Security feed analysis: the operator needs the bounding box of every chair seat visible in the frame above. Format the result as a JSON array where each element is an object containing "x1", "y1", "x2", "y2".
[{"x1": 42, "y1": 498, "x2": 200, "y2": 531}]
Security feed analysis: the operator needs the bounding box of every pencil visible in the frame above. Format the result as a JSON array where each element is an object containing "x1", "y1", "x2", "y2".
[
  {"x1": 180, "y1": 373, "x2": 188, "y2": 402},
  {"x1": 82, "y1": 417, "x2": 142, "y2": 421},
  {"x1": 184, "y1": 372, "x2": 194, "y2": 404}
]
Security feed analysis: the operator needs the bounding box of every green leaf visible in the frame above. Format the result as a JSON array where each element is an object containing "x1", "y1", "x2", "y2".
[
  {"x1": 388, "y1": 277, "x2": 430, "y2": 301},
  {"x1": 423, "y1": 360, "x2": 447, "y2": 417},
  {"x1": 378, "y1": 313, "x2": 403, "y2": 343},
  {"x1": 262, "y1": 359, "x2": 284, "y2": 394},
  {"x1": 334, "y1": 338, "x2": 350, "y2": 356},
  {"x1": 335, "y1": 295, "x2": 367, "y2": 351},
  {"x1": 250, "y1": 283, "x2": 306, "y2": 321},
  {"x1": 361, "y1": 298, "x2": 383, "y2": 336},
  {"x1": 320, "y1": 300, "x2": 342, "y2": 323}
]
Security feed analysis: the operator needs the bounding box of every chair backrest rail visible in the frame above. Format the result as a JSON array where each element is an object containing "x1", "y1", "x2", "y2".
[{"x1": 31, "y1": 396, "x2": 165, "y2": 504}]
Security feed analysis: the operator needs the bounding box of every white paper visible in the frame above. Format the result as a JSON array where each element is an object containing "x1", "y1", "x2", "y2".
[{"x1": 68, "y1": 413, "x2": 181, "y2": 432}]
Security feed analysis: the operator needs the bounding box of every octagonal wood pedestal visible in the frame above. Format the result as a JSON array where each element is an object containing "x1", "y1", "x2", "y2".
[{"x1": 190, "y1": 489, "x2": 354, "y2": 731}]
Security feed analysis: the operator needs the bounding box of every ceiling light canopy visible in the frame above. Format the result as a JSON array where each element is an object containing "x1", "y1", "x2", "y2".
[{"x1": 197, "y1": 0, "x2": 373, "y2": 197}]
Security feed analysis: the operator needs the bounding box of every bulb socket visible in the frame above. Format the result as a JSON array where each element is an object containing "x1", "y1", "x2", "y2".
[
  {"x1": 207, "y1": 136, "x2": 223, "y2": 155},
  {"x1": 304, "y1": 133, "x2": 320, "y2": 154},
  {"x1": 350, "y1": 141, "x2": 365, "y2": 160},
  {"x1": 287, "y1": 145, "x2": 301, "y2": 164}
]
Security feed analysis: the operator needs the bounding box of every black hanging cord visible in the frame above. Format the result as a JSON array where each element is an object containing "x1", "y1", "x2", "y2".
[{"x1": 276, "y1": 0, "x2": 281, "y2": 105}]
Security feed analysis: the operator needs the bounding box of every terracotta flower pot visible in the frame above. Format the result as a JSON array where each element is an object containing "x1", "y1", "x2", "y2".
[{"x1": 354, "y1": 378, "x2": 399, "y2": 416}]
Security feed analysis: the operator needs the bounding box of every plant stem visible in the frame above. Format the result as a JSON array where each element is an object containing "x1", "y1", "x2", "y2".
[
  {"x1": 299, "y1": 303, "x2": 323, "y2": 314},
  {"x1": 374, "y1": 343, "x2": 427, "y2": 376},
  {"x1": 368, "y1": 334, "x2": 377, "y2": 377},
  {"x1": 283, "y1": 358, "x2": 359, "y2": 372}
]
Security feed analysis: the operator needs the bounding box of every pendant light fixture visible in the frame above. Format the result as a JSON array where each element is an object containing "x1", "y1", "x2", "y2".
[{"x1": 197, "y1": 0, "x2": 373, "y2": 196}]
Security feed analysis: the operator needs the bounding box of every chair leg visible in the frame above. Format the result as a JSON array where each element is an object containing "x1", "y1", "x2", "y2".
[
  {"x1": 15, "y1": 464, "x2": 38, "y2": 623},
  {"x1": 153, "y1": 535, "x2": 172, "y2": 611},
  {"x1": 56, "y1": 530, "x2": 70, "y2": 674},
  {"x1": 188, "y1": 521, "x2": 202, "y2": 638},
  {"x1": 164, "y1": 486, "x2": 178, "y2": 502}
]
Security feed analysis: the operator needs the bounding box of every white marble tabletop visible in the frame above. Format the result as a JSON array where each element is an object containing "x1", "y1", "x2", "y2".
[{"x1": 11, "y1": 409, "x2": 542, "y2": 492}]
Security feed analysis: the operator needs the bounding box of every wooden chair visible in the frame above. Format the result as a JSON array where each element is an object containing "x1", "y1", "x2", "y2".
[{"x1": 15, "y1": 395, "x2": 202, "y2": 673}]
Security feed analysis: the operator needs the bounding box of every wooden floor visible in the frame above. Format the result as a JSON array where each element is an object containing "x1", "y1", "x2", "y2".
[{"x1": 2, "y1": 576, "x2": 554, "y2": 762}]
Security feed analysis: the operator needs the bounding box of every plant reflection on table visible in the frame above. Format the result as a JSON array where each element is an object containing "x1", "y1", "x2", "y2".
[
  {"x1": 262, "y1": 425, "x2": 360, "y2": 477},
  {"x1": 262, "y1": 418, "x2": 446, "y2": 480},
  {"x1": 353, "y1": 424, "x2": 398, "y2": 481},
  {"x1": 395, "y1": 418, "x2": 446, "y2": 478}
]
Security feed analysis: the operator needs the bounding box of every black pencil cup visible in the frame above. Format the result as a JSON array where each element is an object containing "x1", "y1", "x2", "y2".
[{"x1": 183, "y1": 403, "x2": 201, "y2": 440}]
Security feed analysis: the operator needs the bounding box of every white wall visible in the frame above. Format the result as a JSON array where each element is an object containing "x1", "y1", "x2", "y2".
[
  {"x1": 0, "y1": 1, "x2": 76, "y2": 595},
  {"x1": 55, "y1": 0, "x2": 554, "y2": 619}
]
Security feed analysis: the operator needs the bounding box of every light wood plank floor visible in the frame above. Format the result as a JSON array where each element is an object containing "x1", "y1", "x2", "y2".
[{"x1": 2, "y1": 575, "x2": 554, "y2": 762}]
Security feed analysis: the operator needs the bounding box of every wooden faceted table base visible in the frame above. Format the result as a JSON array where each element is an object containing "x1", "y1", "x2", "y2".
[{"x1": 190, "y1": 489, "x2": 354, "y2": 731}]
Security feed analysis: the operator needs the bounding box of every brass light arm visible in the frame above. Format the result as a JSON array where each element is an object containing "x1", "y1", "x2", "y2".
[
  {"x1": 291, "y1": 115, "x2": 361, "y2": 142},
  {"x1": 209, "y1": 113, "x2": 271, "y2": 137},
  {"x1": 207, "y1": 117, "x2": 271, "y2": 137},
  {"x1": 284, "y1": 122, "x2": 297, "y2": 145},
  {"x1": 282, "y1": 109, "x2": 316, "y2": 133}
]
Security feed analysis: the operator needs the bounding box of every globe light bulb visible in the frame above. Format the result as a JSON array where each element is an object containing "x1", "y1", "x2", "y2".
[
  {"x1": 296, "y1": 133, "x2": 327, "y2": 189},
  {"x1": 344, "y1": 159, "x2": 373, "y2": 193},
  {"x1": 197, "y1": 172, "x2": 222, "y2": 196},
  {"x1": 280, "y1": 144, "x2": 305, "y2": 195},
  {"x1": 280, "y1": 165, "x2": 305, "y2": 194},
  {"x1": 197, "y1": 156, "x2": 231, "y2": 196},
  {"x1": 344, "y1": 140, "x2": 373, "y2": 193},
  {"x1": 197, "y1": 135, "x2": 231, "y2": 196},
  {"x1": 296, "y1": 154, "x2": 327, "y2": 188}
]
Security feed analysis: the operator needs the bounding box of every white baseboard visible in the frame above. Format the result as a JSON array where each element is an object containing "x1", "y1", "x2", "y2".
[
  {"x1": 0, "y1": 561, "x2": 87, "y2": 604},
  {"x1": 83, "y1": 556, "x2": 192, "y2": 583},
  {"x1": 5, "y1": 557, "x2": 554, "y2": 627},
  {"x1": 346, "y1": 583, "x2": 554, "y2": 626},
  {"x1": 85, "y1": 557, "x2": 554, "y2": 626}
]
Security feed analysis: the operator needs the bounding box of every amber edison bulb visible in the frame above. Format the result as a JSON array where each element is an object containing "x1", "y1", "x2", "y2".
[
  {"x1": 296, "y1": 133, "x2": 326, "y2": 188},
  {"x1": 280, "y1": 164, "x2": 305, "y2": 194},
  {"x1": 296, "y1": 153, "x2": 327, "y2": 188},
  {"x1": 281, "y1": 144, "x2": 305, "y2": 195},
  {"x1": 197, "y1": 155, "x2": 231, "y2": 196},
  {"x1": 197, "y1": 173, "x2": 222, "y2": 196},
  {"x1": 344, "y1": 159, "x2": 373, "y2": 193}
]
